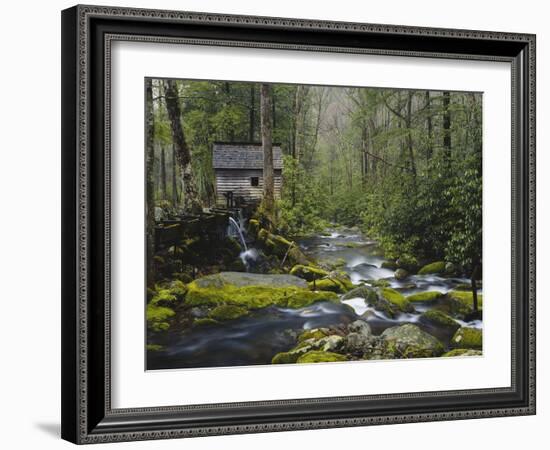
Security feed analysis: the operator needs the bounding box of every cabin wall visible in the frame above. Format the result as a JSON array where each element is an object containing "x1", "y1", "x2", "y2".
[{"x1": 215, "y1": 169, "x2": 282, "y2": 205}]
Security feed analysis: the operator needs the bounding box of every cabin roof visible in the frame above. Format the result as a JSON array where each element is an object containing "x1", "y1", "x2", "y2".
[{"x1": 212, "y1": 143, "x2": 283, "y2": 170}]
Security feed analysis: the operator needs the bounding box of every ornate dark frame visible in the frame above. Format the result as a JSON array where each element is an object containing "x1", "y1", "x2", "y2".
[{"x1": 61, "y1": 4, "x2": 536, "y2": 444}]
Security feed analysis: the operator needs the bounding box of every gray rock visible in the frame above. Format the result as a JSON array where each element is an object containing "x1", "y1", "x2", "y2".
[
  {"x1": 381, "y1": 324, "x2": 444, "y2": 358},
  {"x1": 190, "y1": 307, "x2": 208, "y2": 318},
  {"x1": 394, "y1": 268, "x2": 409, "y2": 280},
  {"x1": 348, "y1": 320, "x2": 372, "y2": 337},
  {"x1": 193, "y1": 271, "x2": 308, "y2": 289},
  {"x1": 321, "y1": 335, "x2": 344, "y2": 352},
  {"x1": 341, "y1": 285, "x2": 378, "y2": 303}
]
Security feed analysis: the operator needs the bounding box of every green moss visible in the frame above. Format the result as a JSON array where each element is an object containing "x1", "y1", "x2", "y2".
[
  {"x1": 447, "y1": 290, "x2": 483, "y2": 310},
  {"x1": 150, "y1": 289, "x2": 177, "y2": 307},
  {"x1": 309, "y1": 278, "x2": 346, "y2": 293},
  {"x1": 367, "y1": 279, "x2": 391, "y2": 288},
  {"x1": 418, "y1": 261, "x2": 446, "y2": 275},
  {"x1": 146, "y1": 344, "x2": 164, "y2": 352},
  {"x1": 272, "y1": 351, "x2": 301, "y2": 364},
  {"x1": 193, "y1": 318, "x2": 220, "y2": 327},
  {"x1": 168, "y1": 280, "x2": 188, "y2": 299},
  {"x1": 296, "y1": 351, "x2": 348, "y2": 363},
  {"x1": 407, "y1": 291, "x2": 443, "y2": 302},
  {"x1": 420, "y1": 309, "x2": 460, "y2": 331},
  {"x1": 381, "y1": 288, "x2": 411, "y2": 311},
  {"x1": 146, "y1": 303, "x2": 175, "y2": 332},
  {"x1": 186, "y1": 282, "x2": 337, "y2": 310},
  {"x1": 290, "y1": 264, "x2": 329, "y2": 281},
  {"x1": 442, "y1": 348, "x2": 483, "y2": 357},
  {"x1": 209, "y1": 304, "x2": 248, "y2": 321},
  {"x1": 298, "y1": 329, "x2": 328, "y2": 343},
  {"x1": 451, "y1": 327, "x2": 482, "y2": 349}
]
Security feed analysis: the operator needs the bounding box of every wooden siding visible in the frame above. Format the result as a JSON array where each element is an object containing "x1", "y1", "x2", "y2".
[{"x1": 215, "y1": 169, "x2": 282, "y2": 204}]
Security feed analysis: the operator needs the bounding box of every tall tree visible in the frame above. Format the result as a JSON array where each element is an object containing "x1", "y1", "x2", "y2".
[
  {"x1": 249, "y1": 85, "x2": 255, "y2": 141},
  {"x1": 160, "y1": 146, "x2": 167, "y2": 200},
  {"x1": 260, "y1": 83, "x2": 275, "y2": 220},
  {"x1": 163, "y1": 79, "x2": 202, "y2": 214},
  {"x1": 442, "y1": 91, "x2": 452, "y2": 167},
  {"x1": 171, "y1": 144, "x2": 178, "y2": 207},
  {"x1": 145, "y1": 79, "x2": 155, "y2": 287}
]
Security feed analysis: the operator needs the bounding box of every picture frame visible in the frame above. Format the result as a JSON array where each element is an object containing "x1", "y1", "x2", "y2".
[{"x1": 61, "y1": 4, "x2": 536, "y2": 444}]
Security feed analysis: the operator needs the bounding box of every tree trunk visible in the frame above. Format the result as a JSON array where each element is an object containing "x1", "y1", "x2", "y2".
[
  {"x1": 471, "y1": 263, "x2": 481, "y2": 312},
  {"x1": 145, "y1": 79, "x2": 155, "y2": 287},
  {"x1": 406, "y1": 91, "x2": 417, "y2": 180},
  {"x1": 163, "y1": 79, "x2": 202, "y2": 214},
  {"x1": 443, "y1": 91, "x2": 451, "y2": 167},
  {"x1": 171, "y1": 143, "x2": 178, "y2": 207},
  {"x1": 248, "y1": 85, "x2": 255, "y2": 141},
  {"x1": 425, "y1": 91, "x2": 433, "y2": 162},
  {"x1": 160, "y1": 146, "x2": 167, "y2": 200},
  {"x1": 260, "y1": 83, "x2": 275, "y2": 220}
]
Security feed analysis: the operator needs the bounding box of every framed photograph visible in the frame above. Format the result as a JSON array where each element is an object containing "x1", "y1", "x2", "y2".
[{"x1": 61, "y1": 5, "x2": 536, "y2": 444}]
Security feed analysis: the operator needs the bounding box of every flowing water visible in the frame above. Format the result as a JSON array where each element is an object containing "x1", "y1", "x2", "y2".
[{"x1": 147, "y1": 228, "x2": 482, "y2": 370}]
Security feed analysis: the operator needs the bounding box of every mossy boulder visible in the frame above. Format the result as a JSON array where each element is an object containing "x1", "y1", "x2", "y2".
[
  {"x1": 193, "y1": 317, "x2": 219, "y2": 327},
  {"x1": 146, "y1": 343, "x2": 164, "y2": 352},
  {"x1": 419, "y1": 309, "x2": 460, "y2": 332},
  {"x1": 366, "y1": 279, "x2": 391, "y2": 288},
  {"x1": 298, "y1": 328, "x2": 329, "y2": 343},
  {"x1": 257, "y1": 229, "x2": 309, "y2": 265},
  {"x1": 418, "y1": 261, "x2": 446, "y2": 275},
  {"x1": 442, "y1": 348, "x2": 483, "y2": 357},
  {"x1": 272, "y1": 351, "x2": 302, "y2": 364},
  {"x1": 296, "y1": 351, "x2": 348, "y2": 363},
  {"x1": 341, "y1": 286, "x2": 378, "y2": 303},
  {"x1": 146, "y1": 303, "x2": 175, "y2": 332},
  {"x1": 380, "y1": 288, "x2": 413, "y2": 312},
  {"x1": 248, "y1": 219, "x2": 260, "y2": 237},
  {"x1": 394, "y1": 268, "x2": 409, "y2": 280},
  {"x1": 450, "y1": 327, "x2": 482, "y2": 349},
  {"x1": 381, "y1": 260, "x2": 398, "y2": 270},
  {"x1": 406, "y1": 291, "x2": 443, "y2": 303},
  {"x1": 446, "y1": 290, "x2": 483, "y2": 310},
  {"x1": 150, "y1": 289, "x2": 178, "y2": 307},
  {"x1": 381, "y1": 324, "x2": 444, "y2": 358},
  {"x1": 186, "y1": 272, "x2": 337, "y2": 310},
  {"x1": 290, "y1": 264, "x2": 329, "y2": 282},
  {"x1": 209, "y1": 304, "x2": 249, "y2": 321}
]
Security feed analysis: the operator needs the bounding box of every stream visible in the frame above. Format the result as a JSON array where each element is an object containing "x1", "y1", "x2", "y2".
[{"x1": 147, "y1": 228, "x2": 482, "y2": 370}]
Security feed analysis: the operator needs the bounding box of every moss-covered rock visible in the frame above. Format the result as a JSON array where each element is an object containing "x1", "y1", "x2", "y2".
[
  {"x1": 186, "y1": 272, "x2": 337, "y2": 310},
  {"x1": 394, "y1": 268, "x2": 409, "y2": 280},
  {"x1": 419, "y1": 309, "x2": 460, "y2": 332},
  {"x1": 209, "y1": 304, "x2": 248, "y2": 321},
  {"x1": 380, "y1": 288, "x2": 413, "y2": 312},
  {"x1": 381, "y1": 324, "x2": 444, "y2": 358},
  {"x1": 451, "y1": 327, "x2": 482, "y2": 349},
  {"x1": 366, "y1": 279, "x2": 391, "y2": 288},
  {"x1": 298, "y1": 328, "x2": 329, "y2": 343},
  {"x1": 418, "y1": 261, "x2": 446, "y2": 275},
  {"x1": 442, "y1": 348, "x2": 483, "y2": 357},
  {"x1": 446, "y1": 290, "x2": 483, "y2": 310},
  {"x1": 290, "y1": 264, "x2": 329, "y2": 282},
  {"x1": 146, "y1": 303, "x2": 175, "y2": 332},
  {"x1": 146, "y1": 343, "x2": 164, "y2": 352},
  {"x1": 248, "y1": 219, "x2": 260, "y2": 237},
  {"x1": 406, "y1": 291, "x2": 443, "y2": 303},
  {"x1": 341, "y1": 286, "x2": 378, "y2": 303},
  {"x1": 193, "y1": 317, "x2": 219, "y2": 327},
  {"x1": 296, "y1": 351, "x2": 348, "y2": 363},
  {"x1": 272, "y1": 351, "x2": 302, "y2": 364},
  {"x1": 381, "y1": 260, "x2": 398, "y2": 270}
]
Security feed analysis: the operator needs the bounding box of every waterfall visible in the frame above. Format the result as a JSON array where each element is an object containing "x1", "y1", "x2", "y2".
[{"x1": 228, "y1": 216, "x2": 248, "y2": 252}]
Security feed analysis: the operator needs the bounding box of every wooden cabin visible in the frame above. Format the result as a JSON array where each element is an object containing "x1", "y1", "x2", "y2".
[{"x1": 212, "y1": 142, "x2": 283, "y2": 207}]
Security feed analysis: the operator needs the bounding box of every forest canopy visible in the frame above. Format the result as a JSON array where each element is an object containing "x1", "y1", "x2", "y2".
[{"x1": 146, "y1": 78, "x2": 482, "y2": 278}]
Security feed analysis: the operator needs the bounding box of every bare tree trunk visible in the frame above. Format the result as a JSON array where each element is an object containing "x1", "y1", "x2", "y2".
[
  {"x1": 171, "y1": 143, "x2": 178, "y2": 207},
  {"x1": 443, "y1": 91, "x2": 452, "y2": 168},
  {"x1": 164, "y1": 79, "x2": 202, "y2": 214},
  {"x1": 249, "y1": 85, "x2": 255, "y2": 141},
  {"x1": 260, "y1": 83, "x2": 275, "y2": 220},
  {"x1": 406, "y1": 91, "x2": 417, "y2": 181},
  {"x1": 145, "y1": 79, "x2": 155, "y2": 287},
  {"x1": 160, "y1": 146, "x2": 167, "y2": 200},
  {"x1": 425, "y1": 91, "x2": 433, "y2": 163}
]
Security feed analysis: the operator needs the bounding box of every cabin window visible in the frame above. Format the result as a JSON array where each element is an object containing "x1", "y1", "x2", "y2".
[{"x1": 250, "y1": 177, "x2": 259, "y2": 187}]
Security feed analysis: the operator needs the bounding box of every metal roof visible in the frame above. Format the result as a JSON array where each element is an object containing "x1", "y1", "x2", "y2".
[{"x1": 212, "y1": 143, "x2": 283, "y2": 170}]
